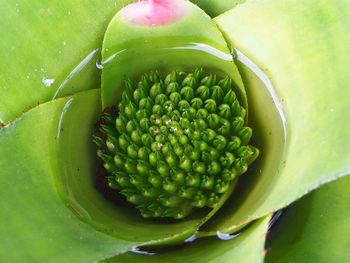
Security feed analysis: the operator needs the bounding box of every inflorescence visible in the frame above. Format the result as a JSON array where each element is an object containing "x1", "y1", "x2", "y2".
[{"x1": 94, "y1": 69, "x2": 259, "y2": 219}]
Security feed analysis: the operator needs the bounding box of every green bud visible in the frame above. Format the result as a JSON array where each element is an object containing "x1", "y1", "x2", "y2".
[
  {"x1": 193, "y1": 68, "x2": 204, "y2": 81},
  {"x1": 114, "y1": 154, "x2": 125, "y2": 169},
  {"x1": 139, "y1": 97, "x2": 153, "y2": 112},
  {"x1": 141, "y1": 187, "x2": 159, "y2": 198},
  {"x1": 127, "y1": 144, "x2": 138, "y2": 159},
  {"x1": 193, "y1": 161, "x2": 206, "y2": 174},
  {"x1": 166, "y1": 82, "x2": 180, "y2": 94},
  {"x1": 234, "y1": 159, "x2": 248, "y2": 175},
  {"x1": 161, "y1": 195, "x2": 182, "y2": 208},
  {"x1": 218, "y1": 104, "x2": 231, "y2": 119},
  {"x1": 219, "y1": 152, "x2": 235, "y2": 167},
  {"x1": 138, "y1": 147, "x2": 150, "y2": 161},
  {"x1": 210, "y1": 85, "x2": 224, "y2": 103},
  {"x1": 218, "y1": 119, "x2": 231, "y2": 136},
  {"x1": 213, "y1": 135, "x2": 227, "y2": 152},
  {"x1": 166, "y1": 152, "x2": 178, "y2": 167},
  {"x1": 238, "y1": 127, "x2": 253, "y2": 145},
  {"x1": 171, "y1": 168, "x2": 185, "y2": 184},
  {"x1": 163, "y1": 178, "x2": 179, "y2": 194},
  {"x1": 201, "y1": 128, "x2": 217, "y2": 142},
  {"x1": 161, "y1": 143, "x2": 172, "y2": 155},
  {"x1": 165, "y1": 71, "x2": 181, "y2": 85},
  {"x1": 232, "y1": 117, "x2": 244, "y2": 134},
  {"x1": 124, "y1": 102, "x2": 137, "y2": 119},
  {"x1": 137, "y1": 160, "x2": 150, "y2": 175},
  {"x1": 106, "y1": 139, "x2": 117, "y2": 153},
  {"x1": 118, "y1": 134, "x2": 130, "y2": 152},
  {"x1": 214, "y1": 179, "x2": 230, "y2": 194},
  {"x1": 182, "y1": 107, "x2": 196, "y2": 120},
  {"x1": 136, "y1": 109, "x2": 148, "y2": 120},
  {"x1": 231, "y1": 100, "x2": 242, "y2": 116},
  {"x1": 124, "y1": 159, "x2": 137, "y2": 174},
  {"x1": 141, "y1": 133, "x2": 153, "y2": 147},
  {"x1": 207, "y1": 161, "x2": 221, "y2": 175},
  {"x1": 139, "y1": 118, "x2": 150, "y2": 132},
  {"x1": 191, "y1": 97, "x2": 203, "y2": 109},
  {"x1": 223, "y1": 90, "x2": 236, "y2": 105},
  {"x1": 194, "y1": 119, "x2": 207, "y2": 131},
  {"x1": 169, "y1": 92, "x2": 182, "y2": 105},
  {"x1": 226, "y1": 136, "x2": 241, "y2": 152},
  {"x1": 107, "y1": 176, "x2": 119, "y2": 190},
  {"x1": 155, "y1": 94, "x2": 167, "y2": 105},
  {"x1": 129, "y1": 174, "x2": 146, "y2": 187},
  {"x1": 196, "y1": 108, "x2": 209, "y2": 119},
  {"x1": 163, "y1": 100, "x2": 175, "y2": 112},
  {"x1": 180, "y1": 86, "x2": 194, "y2": 101},
  {"x1": 186, "y1": 173, "x2": 201, "y2": 187},
  {"x1": 207, "y1": 193, "x2": 220, "y2": 208},
  {"x1": 196, "y1": 85, "x2": 210, "y2": 100},
  {"x1": 149, "y1": 152, "x2": 159, "y2": 167},
  {"x1": 182, "y1": 76, "x2": 197, "y2": 88},
  {"x1": 114, "y1": 172, "x2": 132, "y2": 187},
  {"x1": 150, "y1": 83, "x2": 163, "y2": 98},
  {"x1": 127, "y1": 194, "x2": 146, "y2": 205},
  {"x1": 157, "y1": 161, "x2": 170, "y2": 177},
  {"x1": 168, "y1": 110, "x2": 180, "y2": 121},
  {"x1": 200, "y1": 175, "x2": 215, "y2": 190},
  {"x1": 201, "y1": 74, "x2": 216, "y2": 87},
  {"x1": 192, "y1": 191, "x2": 207, "y2": 208},
  {"x1": 219, "y1": 76, "x2": 232, "y2": 93},
  {"x1": 179, "y1": 156, "x2": 192, "y2": 172},
  {"x1": 178, "y1": 100, "x2": 190, "y2": 111},
  {"x1": 152, "y1": 104, "x2": 163, "y2": 115},
  {"x1": 222, "y1": 168, "x2": 237, "y2": 181},
  {"x1": 130, "y1": 130, "x2": 142, "y2": 145},
  {"x1": 148, "y1": 171, "x2": 162, "y2": 187},
  {"x1": 133, "y1": 87, "x2": 144, "y2": 104},
  {"x1": 178, "y1": 135, "x2": 188, "y2": 145},
  {"x1": 115, "y1": 118, "x2": 126, "y2": 134},
  {"x1": 207, "y1": 113, "x2": 220, "y2": 130},
  {"x1": 179, "y1": 186, "x2": 196, "y2": 199},
  {"x1": 204, "y1": 99, "x2": 217, "y2": 113}
]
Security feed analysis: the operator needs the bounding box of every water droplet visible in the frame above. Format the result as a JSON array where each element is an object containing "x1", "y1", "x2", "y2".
[
  {"x1": 185, "y1": 231, "x2": 197, "y2": 242},
  {"x1": 130, "y1": 247, "x2": 155, "y2": 256},
  {"x1": 96, "y1": 61, "x2": 103, "y2": 69},
  {"x1": 42, "y1": 77, "x2": 55, "y2": 87},
  {"x1": 216, "y1": 231, "x2": 240, "y2": 240}
]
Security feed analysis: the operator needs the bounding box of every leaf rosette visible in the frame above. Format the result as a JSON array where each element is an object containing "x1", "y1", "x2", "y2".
[{"x1": 1, "y1": 0, "x2": 350, "y2": 262}]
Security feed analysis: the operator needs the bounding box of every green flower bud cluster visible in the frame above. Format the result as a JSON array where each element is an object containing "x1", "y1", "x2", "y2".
[{"x1": 94, "y1": 69, "x2": 259, "y2": 219}]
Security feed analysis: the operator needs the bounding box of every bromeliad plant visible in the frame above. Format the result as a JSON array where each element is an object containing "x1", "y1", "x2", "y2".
[{"x1": 1, "y1": 0, "x2": 350, "y2": 262}]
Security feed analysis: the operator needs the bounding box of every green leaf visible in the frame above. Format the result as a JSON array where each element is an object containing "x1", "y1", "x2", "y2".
[
  {"x1": 0, "y1": 90, "x2": 136, "y2": 262},
  {"x1": 202, "y1": 0, "x2": 350, "y2": 233},
  {"x1": 0, "y1": 0, "x2": 135, "y2": 124},
  {"x1": 101, "y1": 0, "x2": 246, "y2": 109},
  {"x1": 266, "y1": 175, "x2": 350, "y2": 262},
  {"x1": 103, "y1": 215, "x2": 271, "y2": 263},
  {"x1": 1, "y1": 87, "x2": 231, "y2": 262},
  {"x1": 191, "y1": 0, "x2": 248, "y2": 17}
]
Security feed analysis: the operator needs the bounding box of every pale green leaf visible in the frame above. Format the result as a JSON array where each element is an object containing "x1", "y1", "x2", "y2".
[
  {"x1": 204, "y1": 0, "x2": 350, "y2": 233},
  {"x1": 103, "y1": 216, "x2": 271, "y2": 263}
]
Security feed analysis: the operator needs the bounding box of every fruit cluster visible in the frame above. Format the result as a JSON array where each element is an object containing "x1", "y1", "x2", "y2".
[{"x1": 94, "y1": 69, "x2": 259, "y2": 219}]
